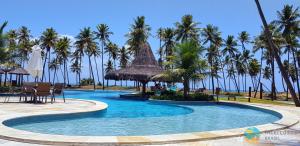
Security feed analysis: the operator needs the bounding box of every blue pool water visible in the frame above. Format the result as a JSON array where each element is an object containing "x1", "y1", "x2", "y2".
[{"x1": 4, "y1": 90, "x2": 282, "y2": 136}]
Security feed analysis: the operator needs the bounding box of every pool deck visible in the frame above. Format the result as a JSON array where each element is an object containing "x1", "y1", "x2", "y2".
[{"x1": 0, "y1": 97, "x2": 299, "y2": 146}]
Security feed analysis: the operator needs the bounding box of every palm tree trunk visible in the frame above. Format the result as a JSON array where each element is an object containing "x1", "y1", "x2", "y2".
[
  {"x1": 88, "y1": 56, "x2": 96, "y2": 90},
  {"x1": 48, "y1": 50, "x2": 51, "y2": 83},
  {"x1": 64, "y1": 60, "x2": 66, "y2": 86},
  {"x1": 183, "y1": 77, "x2": 189, "y2": 99},
  {"x1": 222, "y1": 67, "x2": 227, "y2": 92},
  {"x1": 41, "y1": 50, "x2": 48, "y2": 82},
  {"x1": 292, "y1": 50, "x2": 300, "y2": 99},
  {"x1": 271, "y1": 53, "x2": 276, "y2": 100},
  {"x1": 101, "y1": 41, "x2": 105, "y2": 90},
  {"x1": 254, "y1": 48, "x2": 264, "y2": 98},
  {"x1": 114, "y1": 59, "x2": 117, "y2": 86},
  {"x1": 255, "y1": 0, "x2": 300, "y2": 106},
  {"x1": 53, "y1": 68, "x2": 56, "y2": 85},
  {"x1": 79, "y1": 56, "x2": 82, "y2": 87},
  {"x1": 94, "y1": 56, "x2": 100, "y2": 85}
]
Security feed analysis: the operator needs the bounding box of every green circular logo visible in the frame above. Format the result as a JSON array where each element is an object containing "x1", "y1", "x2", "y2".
[{"x1": 244, "y1": 127, "x2": 260, "y2": 143}]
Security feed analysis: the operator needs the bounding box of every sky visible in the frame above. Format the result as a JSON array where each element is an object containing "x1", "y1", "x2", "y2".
[{"x1": 1, "y1": 0, "x2": 300, "y2": 91}]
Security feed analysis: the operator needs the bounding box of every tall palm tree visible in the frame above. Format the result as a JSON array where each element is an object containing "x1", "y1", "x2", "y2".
[
  {"x1": 105, "y1": 42, "x2": 119, "y2": 86},
  {"x1": 162, "y1": 28, "x2": 176, "y2": 66},
  {"x1": 6, "y1": 30, "x2": 19, "y2": 64},
  {"x1": 89, "y1": 42, "x2": 100, "y2": 85},
  {"x1": 105, "y1": 59, "x2": 113, "y2": 87},
  {"x1": 49, "y1": 58, "x2": 60, "y2": 85},
  {"x1": 18, "y1": 26, "x2": 32, "y2": 67},
  {"x1": 40, "y1": 28, "x2": 58, "y2": 82},
  {"x1": 0, "y1": 21, "x2": 8, "y2": 51},
  {"x1": 175, "y1": 14, "x2": 200, "y2": 42},
  {"x1": 70, "y1": 57, "x2": 81, "y2": 86},
  {"x1": 254, "y1": 0, "x2": 300, "y2": 106},
  {"x1": 74, "y1": 37, "x2": 85, "y2": 86},
  {"x1": 94, "y1": 24, "x2": 113, "y2": 89},
  {"x1": 274, "y1": 5, "x2": 300, "y2": 99},
  {"x1": 78, "y1": 27, "x2": 97, "y2": 89},
  {"x1": 248, "y1": 59, "x2": 261, "y2": 90},
  {"x1": 55, "y1": 37, "x2": 71, "y2": 86},
  {"x1": 202, "y1": 24, "x2": 222, "y2": 94},
  {"x1": 222, "y1": 35, "x2": 239, "y2": 93},
  {"x1": 157, "y1": 28, "x2": 164, "y2": 67},
  {"x1": 126, "y1": 16, "x2": 151, "y2": 56},
  {"x1": 119, "y1": 46, "x2": 130, "y2": 86}
]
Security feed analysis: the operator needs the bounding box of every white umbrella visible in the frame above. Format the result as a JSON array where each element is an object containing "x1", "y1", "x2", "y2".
[{"x1": 26, "y1": 45, "x2": 43, "y2": 81}]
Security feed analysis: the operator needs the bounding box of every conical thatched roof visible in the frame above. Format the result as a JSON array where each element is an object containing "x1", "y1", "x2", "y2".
[
  {"x1": 105, "y1": 43, "x2": 163, "y2": 82},
  {"x1": 8, "y1": 68, "x2": 29, "y2": 75}
]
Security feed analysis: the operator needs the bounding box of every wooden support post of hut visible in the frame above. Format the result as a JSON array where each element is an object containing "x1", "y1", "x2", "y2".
[{"x1": 105, "y1": 43, "x2": 163, "y2": 96}]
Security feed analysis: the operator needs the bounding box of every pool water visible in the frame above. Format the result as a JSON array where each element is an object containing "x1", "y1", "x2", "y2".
[{"x1": 4, "y1": 90, "x2": 282, "y2": 136}]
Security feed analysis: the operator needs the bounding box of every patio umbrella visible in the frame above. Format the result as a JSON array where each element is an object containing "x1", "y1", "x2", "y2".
[{"x1": 26, "y1": 45, "x2": 43, "y2": 81}]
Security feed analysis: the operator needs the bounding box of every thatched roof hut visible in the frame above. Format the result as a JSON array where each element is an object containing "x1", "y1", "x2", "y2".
[
  {"x1": 105, "y1": 43, "x2": 163, "y2": 94},
  {"x1": 8, "y1": 68, "x2": 29, "y2": 75}
]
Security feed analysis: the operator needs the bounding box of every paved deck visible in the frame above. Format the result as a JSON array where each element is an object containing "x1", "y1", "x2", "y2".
[{"x1": 0, "y1": 97, "x2": 299, "y2": 146}]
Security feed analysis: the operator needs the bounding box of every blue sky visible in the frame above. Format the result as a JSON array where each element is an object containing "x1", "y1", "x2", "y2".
[{"x1": 1, "y1": 0, "x2": 300, "y2": 90}]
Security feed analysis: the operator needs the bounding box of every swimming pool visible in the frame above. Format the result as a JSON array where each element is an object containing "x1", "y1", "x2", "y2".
[{"x1": 4, "y1": 90, "x2": 282, "y2": 136}]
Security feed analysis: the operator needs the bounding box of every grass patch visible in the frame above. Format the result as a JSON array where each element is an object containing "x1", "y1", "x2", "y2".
[{"x1": 219, "y1": 97, "x2": 293, "y2": 106}]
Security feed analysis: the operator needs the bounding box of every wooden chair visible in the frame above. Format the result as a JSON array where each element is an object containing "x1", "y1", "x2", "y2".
[
  {"x1": 19, "y1": 83, "x2": 35, "y2": 102},
  {"x1": 34, "y1": 82, "x2": 51, "y2": 103},
  {"x1": 51, "y1": 83, "x2": 65, "y2": 103}
]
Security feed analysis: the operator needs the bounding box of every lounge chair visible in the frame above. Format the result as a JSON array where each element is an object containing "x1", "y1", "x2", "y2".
[
  {"x1": 33, "y1": 82, "x2": 51, "y2": 103},
  {"x1": 51, "y1": 83, "x2": 65, "y2": 103}
]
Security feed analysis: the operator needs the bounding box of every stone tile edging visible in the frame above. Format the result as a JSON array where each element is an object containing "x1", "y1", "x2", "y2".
[{"x1": 0, "y1": 99, "x2": 298, "y2": 145}]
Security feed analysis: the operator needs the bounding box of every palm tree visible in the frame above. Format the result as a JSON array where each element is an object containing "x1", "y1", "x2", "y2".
[
  {"x1": 40, "y1": 28, "x2": 58, "y2": 82},
  {"x1": 55, "y1": 37, "x2": 71, "y2": 86},
  {"x1": 119, "y1": 46, "x2": 130, "y2": 86},
  {"x1": 157, "y1": 28, "x2": 164, "y2": 67},
  {"x1": 202, "y1": 24, "x2": 222, "y2": 94},
  {"x1": 248, "y1": 59, "x2": 261, "y2": 90},
  {"x1": 105, "y1": 59, "x2": 113, "y2": 87},
  {"x1": 49, "y1": 58, "x2": 60, "y2": 85},
  {"x1": 0, "y1": 21, "x2": 8, "y2": 51},
  {"x1": 70, "y1": 57, "x2": 81, "y2": 86},
  {"x1": 18, "y1": 26, "x2": 32, "y2": 68},
  {"x1": 77, "y1": 27, "x2": 97, "y2": 89},
  {"x1": 171, "y1": 40, "x2": 203, "y2": 98},
  {"x1": 94, "y1": 24, "x2": 113, "y2": 90},
  {"x1": 254, "y1": 0, "x2": 300, "y2": 106},
  {"x1": 89, "y1": 42, "x2": 101, "y2": 86},
  {"x1": 105, "y1": 42, "x2": 119, "y2": 86},
  {"x1": 274, "y1": 5, "x2": 300, "y2": 99},
  {"x1": 126, "y1": 16, "x2": 151, "y2": 56},
  {"x1": 162, "y1": 28, "x2": 176, "y2": 66},
  {"x1": 74, "y1": 37, "x2": 85, "y2": 86},
  {"x1": 6, "y1": 30, "x2": 19, "y2": 65},
  {"x1": 0, "y1": 21, "x2": 8, "y2": 86},
  {"x1": 175, "y1": 14, "x2": 200, "y2": 42},
  {"x1": 222, "y1": 35, "x2": 239, "y2": 93}
]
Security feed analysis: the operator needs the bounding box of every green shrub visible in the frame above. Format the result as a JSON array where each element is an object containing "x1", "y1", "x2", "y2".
[
  {"x1": 80, "y1": 78, "x2": 94, "y2": 86},
  {"x1": 0, "y1": 86, "x2": 10, "y2": 93},
  {"x1": 151, "y1": 92, "x2": 214, "y2": 101},
  {"x1": 223, "y1": 92, "x2": 242, "y2": 96}
]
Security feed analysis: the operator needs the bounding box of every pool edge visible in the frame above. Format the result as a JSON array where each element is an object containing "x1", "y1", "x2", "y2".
[{"x1": 0, "y1": 99, "x2": 298, "y2": 145}]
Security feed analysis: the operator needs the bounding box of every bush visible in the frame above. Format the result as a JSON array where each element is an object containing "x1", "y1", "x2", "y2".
[
  {"x1": 80, "y1": 78, "x2": 94, "y2": 86},
  {"x1": 223, "y1": 92, "x2": 242, "y2": 96},
  {"x1": 0, "y1": 86, "x2": 10, "y2": 93},
  {"x1": 151, "y1": 92, "x2": 214, "y2": 101}
]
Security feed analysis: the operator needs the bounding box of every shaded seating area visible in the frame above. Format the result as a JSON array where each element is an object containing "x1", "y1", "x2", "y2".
[
  {"x1": 2, "y1": 82, "x2": 65, "y2": 104},
  {"x1": 105, "y1": 43, "x2": 163, "y2": 97}
]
